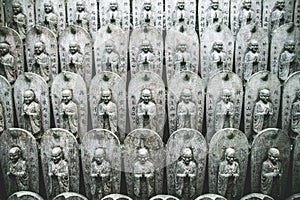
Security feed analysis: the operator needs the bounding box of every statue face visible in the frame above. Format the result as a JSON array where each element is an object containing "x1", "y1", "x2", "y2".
[
  {"x1": 181, "y1": 89, "x2": 192, "y2": 104},
  {"x1": 177, "y1": 0, "x2": 185, "y2": 10},
  {"x1": 297, "y1": 90, "x2": 300, "y2": 99},
  {"x1": 178, "y1": 43, "x2": 187, "y2": 52},
  {"x1": 211, "y1": 0, "x2": 219, "y2": 10},
  {"x1": 9, "y1": 149, "x2": 20, "y2": 163},
  {"x1": 138, "y1": 151, "x2": 148, "y2": 164},
  {"x1": 269, "y1": 149, "x2": 280, "y2": 164},
  {"x1": 250, "y1": 42, "x2": 259, "y2": 53},
  {"x1": 44, "y1": 3, "x2": 53, "y2": 13},
  {"x1": 76, "y1": 2, "x2": 85, "y2": 12},
  {"x1": 52, "y1": 152, "x2": 62, "y2": 164},
  {"x1": 214, "y1": 42, "x2": 223, "y2": 52},
  {"x1": 102, "y1": 90, "x2": 111, "y2": 104},
  {"x1": 24, "y1": 90, "x2": 34, "y2": 104},
  {"x1": 110, "y1": 2, "x2": 118, "y2": 10},
  {"x1": 51, "y1": 147, "x2": 63, "y2": 164},
  {"x1": 259, "y1": 90, "x2": 270, "y2": 103},
  {"x1": 226, "y1": 151, "x2": 235, "y2": 164},
  {"x1": 286, "y1": 42, "x2": 295, "y2": 53},
  {"x1": 182, "y1": 150, "x2": 192, "y2": 165},
  {"x1": 243, "y1": 0, "x2": 252, "y2": 10},
  {"x1": 62, "y1": 90, "x2": 72, "y2": 104},
  {"x1": 69, "y1": 44, "x2": 78, "y2": 54},
  {"x1": 144, "y1": 2, "x2": 152, "y2": 11},
  {"x1": 222, "y1": 90, "x2": 231, "y2": 103},
  {"x1": 0, "y1": 44, "x2": 9, "y2": 56},
  {"x1": 142, "y1": 89, "x2": 152, "y2": 104},
  {"x1": 94, "y1": 150, "x2": 105, "y2": 165},
  {"x1": 105, "y1": 44, "x2": 113, "y2": 53},
  {"x1": 276, "y1": 0, "x2": 285, "y2": 10},
  {"x1": 34, "y1": 43, "x2": 44, "y2": 55},
  {"x1": 142, "y1": 42, "x2": 151, "y2": 53},
  {"x1": 12, "y1": 3, "x2": 22, "y2": 14}
]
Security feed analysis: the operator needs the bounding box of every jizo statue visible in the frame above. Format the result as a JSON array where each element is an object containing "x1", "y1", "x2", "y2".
[
  {"x1": 261, "y1": 147, "x2": 282, "y2": 199},
  {"x1": 173, "y1": 0, "x2": 189, "y2": 30},
  {"x1": 238, "y1": 0, "x2": 256, "y2": 28},
  {"x1": 291, "y1": 89, "x2": 300, "y2": 135},
  {"x1": 210, "y1": 41, "x2": 228, "y2": 75},
  {"x1": 206, "y1": 0, "x2": 224, "y2": 26},
  {"x1": 137, "y1": 40, "x2": 155, "y2": 72},
  {"x1": 140, "y1": 0, "x2": 154, "y2": 27},
  {"x1": 91, "y1": 148, "x2": 112, "y2": 199},
  {"x1": 32, "y1": 41, "x2": 51, "y2": 83},
  {"x1": 43, "y1": 2, "x2": 58, "y2": 33},
  {"x1": 218, "y1": 147, "x2": 240, "y2": 200},
  {"x1": 175, "y1": 147, "x2": 197, "y2": 199},
  {"x1": 107, "y1": 0, "x2": 122, "y2": 26},
  {"x1": 173, "y1": 42, "x2": 191, "y2": 73},
  {"x1": 67, "y1": 42, "x2": 83, "y2": 74},
  {"x1": 0, "y1": 41, "x2": 16, "y2": 84},
  {"x1": 243, "y1": 40, "x2": 261, "y2": 81},
  {"x1": 12, "y1": 2, "x2": 27, "y2": 39},
  {"x1": 75, "y1": 1, "x2": 89, "y2": 31},
  {"x1": 102, "y1": 40, "x2": 120, "y2": 73},
  {"x1": 270, "y1": 0, "x2": 286, "y2": 31}
]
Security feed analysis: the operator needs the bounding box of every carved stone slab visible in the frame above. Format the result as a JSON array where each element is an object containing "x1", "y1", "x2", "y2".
[
  {"x1": 149, "y1": 195, "x2": 179, "y2": 200},
  {"x1": 270, "y1": 23, "x2": 300, "y2": 82},
  {"x1": 240, "y1": 193, "x2": 274, "y2": 200},
  {"x1": 35, "y1": 0, "x2": 66, "y2": 35},
  {"x1": 165, "y1": 0, "x2": 197, "y2": 31},
  {"x1": 94, "y1": 24, "x2": 129, "y2": 78},
  {"x1": 208, "y1": 128, "x2": 249, "y2": 200},
  {"x1": 89, "y1": 72, "x2": 126, "y2": 142},
  {"x1": 262, "y1": 0, "x2": 294, "y2": 34},
  {"x1": 244, "y1": 71, "x2": 281, "y2": 139},
  {"x1": 99, "y1": 0, "x2": 130, "y2": 31},
  {"x1": 51, "y1": 72, "x2": 88, "y2": 141},
  {"x1": 165, "y1": 29, "x2": 199, "y2": 81},
  {"x1": 123, "y1": 129, "x2": 164, "y2": 199},
  {"x1": 53, "y1": 192, "x2": 88, "y2": 200},
  {"x1": 0, "y1": 26, "x2": 24, "y2": 83},
  {"x1": 292, "y1": 134, "x2": 300, "y2": 194},
  {"x1": 235, "y1": 24, "x2": 268, "y2": 83},
  {"x1": 250, "y1": 128, "x2": 291, "y2": 199},
  {"x1": 166, "y1": 129, "x2": 207, "y2": 198},
  {"x1": 40, "y1": 128, "x2": 80, "y2": 199},
  {"x1": 230, "y1": 0, "x2": 261, "y2": 35},
  {"x1": 198, "y1": 0, "x2": 230, "y2": 36},
  {"x1": 0, "y1": 128, "x2": 39, "y2": 197},
  {"x1": 14, "y1": 72, "x2": 50, "y2": 140},
  {"x1": 66, "y1": 0, "x2": 97, "y2": 39},
  {"x1": 4, "y1": 0, "x2": 35, "y2": 40},
  {"x1": 132, "y1": 0, "x2": 164, "y2": 31},
  {"x1": 128, "y1": 72, "x2": 166, "y2": 138},
  {"x1": 200, "y1": 25, "x2": 234, "y2": 83},
  {"x1": 8, "y1": 191, "x2": 44, "y2": 200},
  {"x1": 102, "y1": 194, "x2": 133, "y2": 200},
  {"x1": 282, "y1": 72, "x2": 300, "y2": 139},
  {"x1": 167, "y1": 71, "x2": 204, "y2": 134},
  {"x1": 194, "y1": 194, "x2": 226, "y2": 200},
  {"x1": 287, "y1": 193, "x2": 300, "y2": 200},
  {"x1": 58, "y1": 25, "x2": 93, "y2": 87},
  {"x1": 295, "y1": 1, "x2": 300, "y2": 27},
  {"x1": 206, "y1": 71, "x2": 243, "y2": 143},
  {"x1": 0, "y1": 75, "x2": 14, "y2": 134},
  {"x1": 25, "y1": 26, "x2": 58, "y2": 84},
  {"x1": 81, "y1": 129, "x2": 122, "y2": 199},
  {"x1": 129, "y1": 27, "x2": 163, "y2": 77}
]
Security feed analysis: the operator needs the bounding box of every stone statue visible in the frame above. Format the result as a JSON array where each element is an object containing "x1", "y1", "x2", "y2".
[
  {"x1": 270, "y1": 0, "x2": 286, "y2": 31},
  {"x1": 253, "y1": 89, "x2": 274, "y2": 135},
  {"x1": 137, "y1": 40, "x2": 155, "y2": 72},
  {"x1": 0, "y1": 102, "x2": 4, "y2": 133},
  {"x1": 291, "y1": 89, "x2": 300, "y2": 135},
  {"x1": 67, "y1": 42, "x2": 83, "y2": 74},
  {"x1": 176, "y1": 88, "x2": 196, "y2": 130},
  {"x1": 210, "y1": 41, "x2": 227, "y2": 75},
  {"x1": 137, "y1": 88, "x2": 157, "y2": 130},
  {"x1": 175, "y1": 147, "x2": 197, "y2": 199},
  {"x1": 278, "y1": 39, "x2": 297, "y2": 81},
  {"x1": 98, "y1": 89, "x2": 118, "y2": 134},
  {"x1": 32, "y1": 41, "x2": 51, "y2": 82},
  {"x1": 48, "y1": 146, "x2": 69, "y2": 198},
  {"x1": 7, "y1": 146, "x2": 29, "y2": 192},
  {"x1": 102, "y1": 40, "x2": 120, "y2": 73},
  {"x1": 172, "y1": 0, "x2": 189, "y2": 30},
  {"x1": 0, "y1": 41, "x2": 16, "y2": 84},
  {"x1": 134, "y1": 148, "x2": 155, "y2": 199},
  {"x1": 243, "y1": 40, "x2": 261, "y2": 81},
  {"x1": 59, "y1": 89, "x2": 78, "y2": 138},
  {"x1": 140, "y1": 0, "x2": 155, "y2": 27},
  {"x1": 107, "y1": 0, "x2": 122, "y2": 27},
  {"x1": 21, "y1": 89, "x2": 42, "y2": 140},
  {"x1": 215, "y1": 89, "x2": 234, "y2": 132},
  {"x1": 206, "y1": 0, "x2": 224, "y2": 26},
  {"x1": 218, "y1": 147, "x2": 240, "y2": 200},
  {"x1": 173, "y1": 42, "x2": 191, "y2": 73},
  {"x1": 12, "y1": 2, "x2": 27, "y2": 39},
  {"x1": 75, "y1": 1, "x2": 89, "y2": 31},
  {"x1": 261, "y1": 147, "x2": 282, "y2": 199},
  {"x1": 238, "y1": 0, "x2": 256, "y2": 28},
  {"x1": 43, "y1": 2, "x2": 58, "y2": 33},
  {"x1": 91, "y1": 148, "x2": 112, "y2": 199}
]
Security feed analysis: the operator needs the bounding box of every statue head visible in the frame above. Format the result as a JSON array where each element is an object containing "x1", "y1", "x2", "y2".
[
  {"x1": 141, "y1": 40, "x2": 152, "y2": 53},
  {"x1": 109, "y1": 0, "x2": 118, "y2": 11},
  {"x1": 177, "y1": 41, "x2": 187, "y2": 53},
  {"x1": 249, "y1": 40, "x2": 259, "y2": 53},
  {"x1": 101, "y1": 89, "x2": 112, "y2": 104},
  {"x1": 62, "y1": 89, "x2": 73, "y2": 104},
  {"x1": 296, "y1": 89, "x2": 300, "y2": 99},
  {"x1": 76, "y1": 1, "x2": 85, "y2": 12},
  {"x1": 93, "y1": 148, "x2": 106, "y2": 165},
  {"x1": 44, "y1": 2, "x2": 54, "y2": 13},
  {"x1": 9, "y1": 146, "x2": 22, "y2": 163},
  {"x1": 141, "y1": 88, "x2": 152, "y2": 104},
  {"x1": 181, "y1": 88, "x2": 192, "y2": 104},
  {"x1": 137, "y1": 148, "x2": 149, "y2": 164},
  {"x1": 242, "y1": 0, "x2": 252, "y2": 10},
  {"x1": 284, "y1": 39, "x2": 296, "y2": 53},
  {"x1": 268, "y1": 147, "x2": 280, "y2": 164},
  {"x1": 225, "y1": 147, "x2": 236, "y2": 164},
  {"x1": 51, "y1": 146, "x2": 63, "y2": 164},
  {"x1": 12, "y1": 2, "x2": 23, "y2": 14},
  {"x1": 69, "y1": 42, "x2": 80, "y2": 54},
  {"x1": 34, "y1": 41, "x2": 46, "y2": 55},
  {"x1": 221, "y1": 89, "x2": 231, "y2": 104},
  {"x1": 0, "y1": 42, "x2": 10, "y2": 56},
  {"x1": 275, "y1": 0, "x2": 285, "y2": 10},
  {"x1": 105, "y1": 40, "x2": 114, "y2": 53},
  {"x1": 23, "y1": 89, "x2": 35, "y2": 105},
  {"x1": 213, "y1": 41, "x2": 224, "y2": 53},
  {"x1": 143, "y1": 0, "x2": 152, "y2": 11},
  {"x1": 211, "y1": 0, "x2": 220, "y2": 10},
  {"x1": 259, "y1": 89, "x2": 270, "y2": 103},
  {"x1": 181, "y1": 147, "x2": 193, "y2": 165},
  {"x1": 177, "y1": 0, "x2": 185, "y2": 10}
]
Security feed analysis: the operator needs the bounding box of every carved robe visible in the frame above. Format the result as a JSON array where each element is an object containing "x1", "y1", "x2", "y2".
[
  {"x1": 210, "y1": 50, "x2": 227, "y2": 75},
  {"x1": 176, "y1": 101, "x2": 196, "y2": 130},
  {"x1": 33, "y1": 52, "x2": 51, "y2": 82},
  {"x1": 49, "y1": 159, "x2": 69, "y2": 197},
  {"x1": 13, "y1": 12, "x2": 26, "y2": 39},
  {"x1": 243, "y1": 51, "x2": 261, "y2": 81},
  {"x1": 44, "y1": 12, "x2": 58, "y2": 33},
  {"x1": 278, "y1": 50, "x2": 297, "y2": 81},
  {"x1": 137, "y1": 101, "x2": 157, "y2": 130},
  {"x1": 59, "y1": 101, "x2": 78, "y2": 137},
  {"x1": 22, "y1": 101, "x2": 42, "y2": 137},
  {"x1": 291, "y1": 100, "x2": 300, "y2": 134},
  {"x1": 174, "y1": 51, "x2": 191, "y2": 72},
  {"x1": 75, "y1": 11, "x2": 89, "y2": 31},
  {"x1": 102, "y1": 51, "x2": 120, "y2": 73},
  {"x1": 98, "y1": 101, "x2": 117, "y2": 133},
  {"x1": 91, "y1": 159, "x2": 112, "y2": 199},
  {"x1": 238, "y1": 8, "x2": 255, "y2": 27},
  {"x1": 107, "y1": 9, "x2": 122, "y2": 26},
  {"x1": 0, "y1": 52, "x2": 15, "y2": 83},
  {"x1": 173, "y1": 9, "x2": 189, "y2": 29},
  {"x1": 271, "y1": 9, "x2": 285, "y2": 31},
  {"x1": 206, "y1": 8, "x2": 223, "y2": 26},
  {"x1": 253, "y1": 100, "x2": 274, "y2": 134},
  {"x1": 67, "y1": 52, "x2": 83, "y2": 74},
  {"x1": 140, "y1": 10, "x2": 155, "y2": 26},
  {"x1": 215, "y1": 100, "x2": 234, "y2": 131},
  {"x1": 8, "y1": 159, "x2": 29, "y2": 192},
  {"x1": 137, "y1": 51, "x2": 155, "y2": 72}
]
